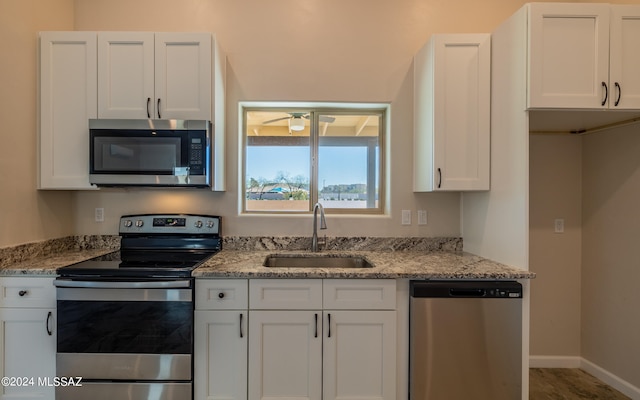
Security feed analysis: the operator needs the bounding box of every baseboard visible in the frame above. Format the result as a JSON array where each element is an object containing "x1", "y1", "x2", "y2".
[
  {"x1": 529, "y1": 355, "x2": 581, "y2": 368},
  {"x1": 580, "y1": 358, "x2": 640, "y2": 400},
  {"x1": 530, "y1": 355, "x2": 640, "y2": 399}
]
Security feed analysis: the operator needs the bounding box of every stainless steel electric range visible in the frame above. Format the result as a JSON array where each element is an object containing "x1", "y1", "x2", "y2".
[{"x1": 54, "y1": 214, "x2": 221, "y2": 400}]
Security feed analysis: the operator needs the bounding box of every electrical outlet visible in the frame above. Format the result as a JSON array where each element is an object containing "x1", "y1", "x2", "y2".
[
  {"x1": 554, "y1": 218, "x2": 564, "y2": 233},
  {"x1": 95, "y1": 208, "x2": 104, "y2": 222},
  {"x1": 418, "y1": 210, "x2": 427, "y2": 225},
  {"x1": 401, "y1": 210, "x2": 412, "y2": 225}
]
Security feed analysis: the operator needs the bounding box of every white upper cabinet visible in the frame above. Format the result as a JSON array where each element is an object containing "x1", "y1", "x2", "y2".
[
  {"x1": 39, "y1": 31, "x2": 226, "y2": 190},
  {"x1": 39, "y1": 31, "x2": 98, "y2": 190},
  {"x1": 528, "y1": 3, "x2": 640, "y2": 109},
  {"x1": 609, "y1": 5, "x2": 640, "y2": 109},
  {"x1": 413, "y1": 34, "x2": 491, "y2": 192},
  {"x1": 98, "y1": 32, "x2": 212, "y2": 120},
  {"x1": 97, "y1": 32, "x2": 155, "y2": 119}
]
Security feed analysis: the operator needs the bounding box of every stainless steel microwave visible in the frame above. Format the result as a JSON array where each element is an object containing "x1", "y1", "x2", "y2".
[{"x1": 89, "y1": 119, "x2": 212, "y2": 187}]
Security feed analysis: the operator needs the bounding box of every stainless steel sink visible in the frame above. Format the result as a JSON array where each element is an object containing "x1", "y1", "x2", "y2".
[{"x1": 263, "y1": 254, "x2": 374, "y2": 269}]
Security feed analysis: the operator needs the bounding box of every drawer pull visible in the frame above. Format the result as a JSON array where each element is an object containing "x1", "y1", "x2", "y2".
[
  {"x1": 218, "y1": 292, "x2": 225, "y2": 299},
  {"x1": 18, "y1": 290, "x2": 28, "y2": 297},
  {"x1": 46, "y1": 311, "x2": 53, "y2": 336}
]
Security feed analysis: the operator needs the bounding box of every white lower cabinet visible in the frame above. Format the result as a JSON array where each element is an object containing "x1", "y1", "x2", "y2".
[
  {"x1": 0, "y1": 277, "x2": 56, "y2": 400},
  {"x1": 322, "y1": 310, "x2": 396, "y2": 400},
  {"x1": 248, "y1": 279, "x2": 397, "y2": 400},
  {"x1": 248, "y1": 310, "x2": 323, "y2": 400},
  {"x1": 195, "y1": 278, "x2": 397, "y2": 400},
  {"x1": 195, "y1": 280, "x2": 248, "y2": 400}
]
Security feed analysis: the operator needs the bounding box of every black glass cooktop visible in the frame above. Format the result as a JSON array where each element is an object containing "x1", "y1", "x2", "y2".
[{"x1": 58, "y1": 249, "x2": 218, "y2": 278}]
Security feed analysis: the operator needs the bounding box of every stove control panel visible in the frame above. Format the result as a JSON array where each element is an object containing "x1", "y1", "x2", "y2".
[{"x1": 119, "y1": 214, "x2": 221, "y2": 235}]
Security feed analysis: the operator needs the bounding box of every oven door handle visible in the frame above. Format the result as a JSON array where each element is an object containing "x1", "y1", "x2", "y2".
[{"x1": 53, "y1": 280, "x2": 192, "y2": 289}]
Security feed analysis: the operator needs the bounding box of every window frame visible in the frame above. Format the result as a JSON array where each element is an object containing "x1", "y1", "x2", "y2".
[{"x1": 240, "y1": 102, "x2": 387, "y2": 215}]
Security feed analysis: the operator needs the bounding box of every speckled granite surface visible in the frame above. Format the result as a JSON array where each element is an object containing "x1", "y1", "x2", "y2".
[
  {"x1": 223, "y1": 236, "x2": 463, "y2": 252},
  {"x1": 0, "y1": 235, "x2": 535, "y2": 280},
  {"x1": 194, "y1": 249, "x2": 534, "y2": 279},
  {"x1": 0, "y1": 235, "x2": 119, "y2": 276}
]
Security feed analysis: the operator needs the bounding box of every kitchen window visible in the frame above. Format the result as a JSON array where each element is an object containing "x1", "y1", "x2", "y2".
[{"x1": 242, "y1": 104, "x2": 386, "y2": 214}]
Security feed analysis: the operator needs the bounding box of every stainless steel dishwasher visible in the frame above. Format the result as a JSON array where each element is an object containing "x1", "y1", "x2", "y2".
[{"x1": 409, "y1": 281, "x2": 523, "y2": 400}]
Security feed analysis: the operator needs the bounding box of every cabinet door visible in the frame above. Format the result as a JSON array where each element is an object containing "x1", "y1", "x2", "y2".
[
  {"x1": 195, "y1": 310, "x2": 247, "y2": 400},
  {"x1": 39, "y1": 32, "x2": 97, "y2": 190},
  {"x1": 528, "y1": 3, "x2": 610, "y2": 109},
  {"x1": 97, "y1": 32, "x2": 155, "y2": 119},
  {"x1": 155, "y1": 33, "x2": 212, "y2": 120},
  {"x1": 248, "y1": 311, "x2": 322, "y2": 400},
  {"x1": 414, "y1": 34, "x2": 490, "y2": 191},
  {"x1": 322, "y1": 311, "x2": 396, "y2": 400},
  {"x1": 609, "y1": 5, "x2": 640, "y2": 109},
  {"x1": 0, "y1": 308, "x2": 55, "y2": 400}
]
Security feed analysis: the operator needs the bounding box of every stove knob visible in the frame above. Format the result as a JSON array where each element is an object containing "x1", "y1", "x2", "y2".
[
  {"x1": 123, "y1": 220, "x2": 133, "y2": 228},
  {"x1": 135, "y1": 220, "x2": 144, "y2": 227},
  {"x1": 207, "y1": 220, "x2": 215, "y2": 228},
  {"x1": 195, "y1": 220, "x2": 203, "y2": 228}
]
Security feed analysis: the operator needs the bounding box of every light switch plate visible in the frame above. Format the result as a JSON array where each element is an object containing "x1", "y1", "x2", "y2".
[
  {"x1": 418, "y1": 210, "x2": 427, "y2": 225},
  {"x1": 401, "y1": 210, "x2": 411, "y2": 225},
  {"x1": 95, "y1": 208, "x2": 104, "y2": 222}
]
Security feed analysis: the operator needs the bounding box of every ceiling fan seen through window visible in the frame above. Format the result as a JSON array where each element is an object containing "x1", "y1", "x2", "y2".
[{"x1": 262, "y1": 112, "x2": 336, "y2": 132}]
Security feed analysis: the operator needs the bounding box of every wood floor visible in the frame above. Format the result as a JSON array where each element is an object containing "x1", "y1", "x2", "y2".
[{"x1": 529, "y1": 368, "x2": 630, "y2": 399}]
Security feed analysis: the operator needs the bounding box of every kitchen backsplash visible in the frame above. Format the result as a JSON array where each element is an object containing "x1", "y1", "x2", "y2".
[
  {"x1": 0, "y1": 235, "x2": 462, "y2": 268},
  {"x1": 223, "y1": 236, "x2": 463, "y2": 252}
]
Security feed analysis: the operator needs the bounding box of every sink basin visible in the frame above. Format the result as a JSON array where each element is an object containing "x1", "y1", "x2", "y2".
[{"x1": 263, "y1": 254, "x2": 374, "y2": 269}]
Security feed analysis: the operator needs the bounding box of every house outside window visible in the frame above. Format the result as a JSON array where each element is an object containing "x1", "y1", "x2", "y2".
[{"x1": 242, "y1": 103, "x2": 387, "y2": 214}]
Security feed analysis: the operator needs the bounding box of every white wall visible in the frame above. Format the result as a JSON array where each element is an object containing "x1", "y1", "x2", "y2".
[
  {"x1": 582, "y1": 125, "x2": 640, "y2": 389},
  {"x1": 69, "y1": 0, "x2": 528, "y2": 237},
  {"x1": 0, "y1": 0, "x2": 76, "y2": 247},
  {"x1": 529, "y1": 135, "x2": 582, "y2": 357}
]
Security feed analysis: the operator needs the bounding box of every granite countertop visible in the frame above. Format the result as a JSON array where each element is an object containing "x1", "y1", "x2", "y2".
[
  {"x1": 194, "y1": 249, "x2": 535, "y2": 280},
  {"x1": 0, "y1": 248, "x2": 117, "y2": 276},
  {"x1": 0, "y1": 236, "x2": 535, "y2": 280}
]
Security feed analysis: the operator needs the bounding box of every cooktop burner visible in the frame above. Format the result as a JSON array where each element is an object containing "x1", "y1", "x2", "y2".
[{"x1": 58, "y1": 214, "x2": 222, "y2": 279}]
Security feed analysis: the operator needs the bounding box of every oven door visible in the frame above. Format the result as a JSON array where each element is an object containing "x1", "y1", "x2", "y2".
[{"x1": 55, "y1": 279, "x2": 193, "y2": 382}]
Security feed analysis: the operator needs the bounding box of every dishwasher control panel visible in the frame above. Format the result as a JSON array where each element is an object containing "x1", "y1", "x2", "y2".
[{"x1": 410, "y1": 281, "x2": 522, "y2": 298}]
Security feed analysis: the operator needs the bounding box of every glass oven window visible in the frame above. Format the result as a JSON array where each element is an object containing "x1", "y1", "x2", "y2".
[{"x1": 57, "y1": 299, "x2": 193, "y2": 354}]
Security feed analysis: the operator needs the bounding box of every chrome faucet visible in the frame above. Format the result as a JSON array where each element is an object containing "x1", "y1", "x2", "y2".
[{"x1": 311, "y1": 202, "x2": 327, "y2": 252}]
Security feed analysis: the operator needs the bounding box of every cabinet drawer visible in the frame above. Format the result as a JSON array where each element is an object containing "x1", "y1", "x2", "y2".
[
  {"x1": 250, "y1": 279, "x2": 322, "y2": 309},
  {"x1": 323, "y1": 279, "x2": 396, "y2": 310},
  {"x1": 0, "y1": 277, "x2": 56, "y2": 308},
  {"x1": 196, "y1": 279, "x2": 248, "y2": 310}
]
